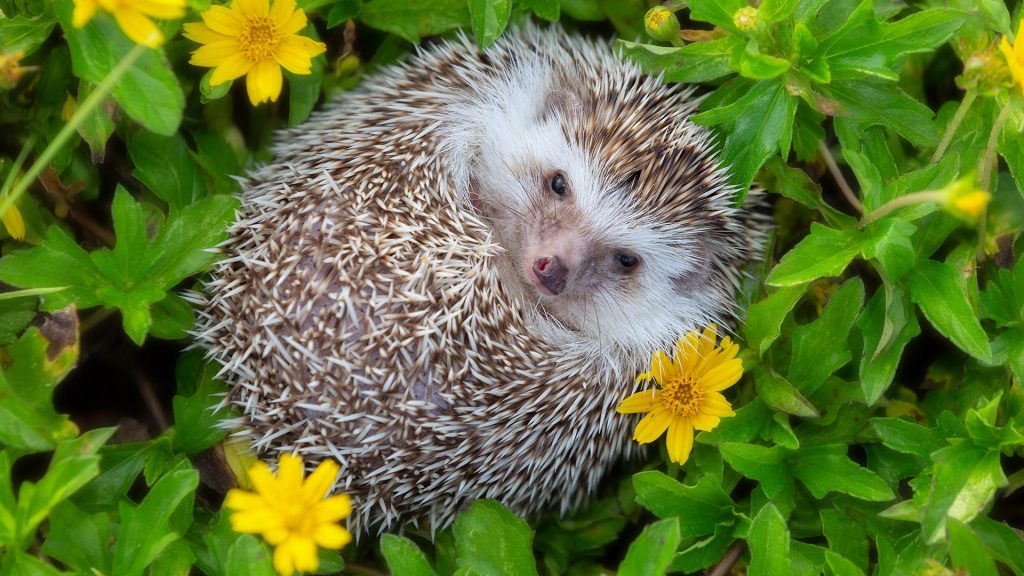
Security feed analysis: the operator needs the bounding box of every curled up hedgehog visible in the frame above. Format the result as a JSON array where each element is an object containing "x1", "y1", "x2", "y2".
[{"x1": 194, "y1": 25, "x2": 767, "y2": 535}]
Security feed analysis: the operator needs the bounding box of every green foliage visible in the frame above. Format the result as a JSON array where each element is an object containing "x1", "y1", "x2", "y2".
[{"x1": 1, "y1": 0, "x2": 1024, "y2": 574}]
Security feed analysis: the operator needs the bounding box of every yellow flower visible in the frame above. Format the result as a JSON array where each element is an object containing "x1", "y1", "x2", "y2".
[
  {"x1": 183, "y1": 0, "x2": 327, "y2": 106},
  {"x1": 225, "y1": 454, "x2": 352, "y2": 576},
  {"x1": 1000, "y1": 20, "x2": 1024, "y2": 95},
  {"x1": 940, "y1": 174, "x2": 990, "y2": 220},
  {"x1": 617, "y1": 325, "x2": 742, "y2": 465},
  {"x1": 951, "y1": 191, "x2": 990, "y2": 218},
  {"x1": 72, "y1": 0, "x2": 186, "y2": 48},
  {"x1": 0, "y1": 51, "x2": 31, "y2": 90},
  {"x1": 1, "y1": 203, "x2": 25, "y2": 241}
]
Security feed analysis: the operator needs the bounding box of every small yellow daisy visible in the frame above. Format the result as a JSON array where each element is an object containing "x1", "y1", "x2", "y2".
[
  {"x1": 225, "y1": 454, "x2": 352, "y2": 576},
  {"x1": 617, "y1": 325, "x2": 742, "y2": 465},
  {"x1": 71, "y1": 0, "x2": 185, "y2": 48},
  {"x1": 184, "y1": 0, "x2": 326, "y2": 106},
  {"x1": 1000, "y1": 20, "x2": 1024, "y2": 96}
]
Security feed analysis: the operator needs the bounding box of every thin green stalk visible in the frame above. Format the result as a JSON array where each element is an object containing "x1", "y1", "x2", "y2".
[
  {"x1": 859, "y1": 190, "x2": 945, "y2": 228},
  {"x1": 0, "y1": 135, "x2": 36, "y2": 196},
  {"x1": 930, "y1": 90, "x2": 977, "y2": 164},
  {"x1": 0, "y1": 43, "x2": 148, "y2": 219},
  {"x1": 978, "y1": 103, "x2": 1015, "y2": 192}
]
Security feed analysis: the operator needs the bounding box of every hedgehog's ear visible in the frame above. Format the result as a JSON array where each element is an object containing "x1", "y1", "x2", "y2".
[
  {"x1": 672, "y1": 245, "x2": 711, "y2": 293},
  {"x1": 539, "y1": 89, "x2": 581, "y2": 123}
]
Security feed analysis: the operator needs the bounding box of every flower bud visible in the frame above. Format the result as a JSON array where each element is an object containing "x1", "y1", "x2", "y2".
[
  {"x1": 942, "y1": 175, "x2": 990, "y2": 220},
  {"x1": 733, "y1": 6, "x2": 759, "y2": 32},
  {"x1": 644, "y1": 6, "x2": 681, "y2": 43}
]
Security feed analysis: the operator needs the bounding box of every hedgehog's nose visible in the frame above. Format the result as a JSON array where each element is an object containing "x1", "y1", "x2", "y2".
[{"x1": 532, "y1": 256, "x2": 567, "y2": 295}]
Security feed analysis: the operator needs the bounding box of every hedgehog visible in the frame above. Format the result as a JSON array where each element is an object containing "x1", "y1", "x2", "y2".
[{"x1": 193, "y1": 24, "x2": 767, "y2": 535}]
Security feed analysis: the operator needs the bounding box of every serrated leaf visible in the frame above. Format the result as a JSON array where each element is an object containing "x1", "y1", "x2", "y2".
[
  {"x1": 908, "y1": 259, "x2": 991, "y2": 362},
  {"x1": 972, "y1": 517, "x2": 1024, "y2": 574},
  {"x1": 788, "y1": 278, "x2": 863, "y2": 394},
  {"x1": 618, "y1": 518, "x2": 680, "y2": 576},
  {"x1": 468, "y1": 0, "x2": 510, "y2": 51},
  {"x1": 40, "y1": 501, "x2": 112, "y2": 574},
  {"x1": 922, "y1": 442, "x2": 1005, "y2": 544},
  {"x1": 128, "y1": 133, "x2": 204, "y2": 211},
  {"x1": 720, "y1": 443, "x2": 789, "y2": 498},
  {"x1": 112, "y1": 460, "x2": 199, "y2": 576},
  {"x1": 617, "y1": 37, "x2": 738, "y2": 84},
  {"x1": 791, "y1": 444, "x2": 894, "y2": 501},
  {"x1": 453, "y1": 500, "x2": 537, "y2": 576},
  {"x1": 753, "y1": 368, "x2": 819, "y2": 418},
  {"x1": 359, "y1": 0, "x2": 470, "y2": 43},
  {"x1": 825, "y1": 550, "x2": 865, "y2": 576},
  {"x1": 0, "y1": 226, "x2": 108, "y2": 310},
  {"x1": 870, "y1": 417, "x2": 946, "y2": 459},
  {"x1": 858, "y1": 288, "x2": 920, "y2": 404},
  {"x1": 687, "y1": 0, "x2": 745, "y2": 33},
  {"x1": 632, "y1": 473, "x2": 733, "y2": 538},
  {"x1": 381, "y1": 534, "x2": 437, "y2": 576},
  {"x1": 947, "y1": 518, "x2": 999, "y2": 576},
  {"x1": 823, "y1": 80, "x2": 938, "y2": 147},
  {"x1": 743, "y1": 284, "x2": 807, "y2": 356},
  {"x1": 0, "y1": 15, "x2": 56, "y2": 55},
  {"x1": 747, "y1": 503, "x2": 789, "y2": 576},
  {"x1": 719, "y1": 79, "x2": 798, "y2": 195},
  {"x1": 766, "y1": 224, "x2": 861, "y2": 286}
]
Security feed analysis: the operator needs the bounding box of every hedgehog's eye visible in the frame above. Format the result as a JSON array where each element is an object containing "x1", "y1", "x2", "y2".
[
  {"x1": 550, "y1": 173, "x2": 567, "y2": 198},
  {"x1": 615, "y1": 252, "x2": 640, "y2": 272}
]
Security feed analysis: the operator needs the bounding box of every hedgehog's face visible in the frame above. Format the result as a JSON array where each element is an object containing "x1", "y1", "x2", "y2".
[{"x1": 468, "y1": 89, "x2": 727, "y2": 354}]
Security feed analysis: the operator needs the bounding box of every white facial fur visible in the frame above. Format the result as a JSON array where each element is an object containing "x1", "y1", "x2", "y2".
[{"x1": 438, "y1": 50, "x2": 738, "y2": 362}]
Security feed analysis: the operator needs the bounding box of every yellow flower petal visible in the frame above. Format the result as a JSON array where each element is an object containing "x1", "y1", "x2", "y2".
[
  {"x1": 277, "y1": 454, "x2": 305, "y2": 493},
  {"x1": 133, "y1": 0, "x2": 186, "y2": 20},
  {"x1": 315, "y1": 494, "x2": 353, "y2": 523},
  {"x1": 701, "y1": 392, "x2": 735, "y2": 416},
  {"x1": 235, "y1": 0, "x2": 270, "y2": 18},
  {"x1": 700, "y1": 358, "x2": 743, "y2": 393},
  {"x1": 72, "y1": 0, "x2": 98, "y2": 27},
  {"x1": 202, "y1": 5, "x2": 246, "y2": 36},
  {"x1": 246, "y1": 59, "x2": 283, "y2": 104},
  {"x1": 633, "y1": 406, "x2": 672, "y2": 444},
  {"x1": 616, "y1": 390, "x2": 658, "y2": 414},
  {"x1": 666, "y1": 419, "x2": 694, "y2": 464},
  {"x1": 230, "y1": 509, "x2": 284, "y2": 534},
  {"x1": 303, "y1": 459, "x2": 340, "y2": 501},
  {"x1": 649, "y1": 349, "x2": 676, "y2": 386},
  {"x1": 313, "y1": 524, "x2": 352, "y2": 549},
  {"x1": 269, "y1": 0, "x2": 297, "y2": 27},
  {"x1": 113, "y1": 9, "x2": 164, "y2": 47},
  {"x1": 210, "y1": 52, "x2": 253, "y2": 85},
  {"x1": 191, "y1": 40, "x2": 243, "y2": 67},
  {"x1": 224, "y1": 489, "x2": 264, "y2": 511},
  {"x1": 690, "y1": 412, "x2": 720, "y2": 432},
  {"x1": 275, "y1": 35, "x2": 324, "y2": 73},
  {"x1": 279, "y1": 6, "x2": 308, "y2": 35},
  {"x1": 248, "y1": 461, "x2": 279, "y2": 497},
  {"x1": 272, "y1": 540, "x2": 297, "y2": 576},
  {"x1": 183, "y1": 21, "x2": 232, "y2": 45}
]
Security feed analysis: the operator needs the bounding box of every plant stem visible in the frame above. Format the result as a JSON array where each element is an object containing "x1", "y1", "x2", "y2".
[
  {"x1": 818, "y1": 140, "x2": 862, "y2": 213},
  {"x1": 0, "y1": 43, "x2": 148, "y2": 220},
  {"x1": 978, "y1": 103, "x2": 1015, "y2": 192},
  {"x1": 708, "y1": 541, "x2": 745, "y2": 576},
  {"x1": 859, "y1": 190, "x2": 945, "y2": 227},
  {"x1": 931, "y1": 90, "x2": 977, "y2": 163}
]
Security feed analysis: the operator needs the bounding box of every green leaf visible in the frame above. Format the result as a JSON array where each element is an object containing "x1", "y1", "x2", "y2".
[
  {"x1": 737, "y1": 42, "x2": 791, "y2": 80},
  {"x1": 668, "y1": 523, "x2": 734, "y2": 573},
  {"x1": 225, "y1": 535, "x2": 276, "y2": 576},
  {"x1": 861, "y1": 219, "x2": 917, "y2": 280},
  {"x1": 128, "y1": 132, "x2": 204, "y2": 211},
  {"x1": 453, "y1": 500, "x2": 537, "y2": 576},
  {"x1": 74, "y1": 82, "x2": 116, "y2": 162},
  {"x1": 0, "y1": 226, "x2": 108, "y2": 310},
  {"x1": 632, "y1": 473, "x2": 733, "y2": 538},
  {"x1": 720, "y1": 443, "x2": 789, "y2": 498},
  {"x1": 981, "y1": 255, "x2": 1024, "y2": 327},
  {"x1": 718, "y1": 79, "x2": 798, "y2": 195},
  {"x1": 857, "y1": 288, "x2": 920, "y2": 405},
  {"x1": 824, "y1": 551, "x2": 865, "y2": 576},
  {"x1": 747, "y1": 503, "x2": 789, "y2": 576},
  {"x1": 0, "y1": 15, "x2": 56, "y2": 55},
  {"x1": 617, "y1": 37, "x2": 738, "y2": 84},
  {"x1": 13, "y1": 428, "x2": 114, "y2": 548},
  {"x1": 359, "y1": 0, "x2": 471, "y2": 43},
  {"x1": 0, "y1": 327, "x2": 80, "y2": 454},
  {"x1": 908, "y1": 259, "x2": 991, "y2": 362},
  {"x1": 743, "y1": 285, "x2": 807, "y2": 356},
  {"x1": 326, "y1": 0, "x2": 362, "y2": 27},
  {"x1": 112, "y1": 460, "x2": 200, "y2": 576},
  {"x1": 687, "y1": 0, "x2": 745, "y2": 33},
  {"x1": 468, "y1": 0, "x2": 510, "y2": 51},
  {"x1": 870, "y1": 418, "x2": 946, "y2": 459},
  {"x1": 381, "y1": 534, "x2": 437, "y2": 576},
  {"x1": 972, "y1": 517, "x2": 1024, "y2": 575},
  {"x1": 55, "y1": 0, "x2": 184, "y2": 135},
  {"x1": 787, "y1": 277, "x2": 863, "y2": 394},
  {"x1": 820, "y1": 509, "x2": 868, "y2": 572},
  {"x1": 791, "y1": 444, "x2": 894, "y2": 501},
  {"x1": 287, "y1": 24, "x2": 325, "y2": 126},
  {"x1": 172, "y1": 353, "x2": 235, "y2": 454},
  {"x1": 40, "y1": 501, "x2": 112, "y2": 574},
  {"x1": 922, "y1": 442, "x2": 1005, "y2": 543},
  {"x1": 947, "y1": 518, "x2": 999, "y2": 576},
  {"x1": 520, "y1": 0, "x2": 558, "y2": 21},
  {"x1": 822, "y1": 80, "x2": 938, "y2": 147},
  {"x1": 766, "y1": 224, "x2": 861, "y2": 287},
  {"x1": 618, "y1": 518, "x2": 680, "y2": 576},
  {"x1": 753, "y1": 368, "x2": 819, "y2": 418},
  {"x1": 142, "y1": 194, "x2": 239, "y2": 289},
  {"x1": 762, "y1": 158, "x2": 854, "y2": 227}
]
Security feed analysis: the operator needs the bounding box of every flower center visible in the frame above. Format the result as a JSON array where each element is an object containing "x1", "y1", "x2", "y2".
[
  {"x1": 240, "y1": 16, "x2": 280, "y2": 61},
  {"x1": 660, "y1": 375, "x2": 702, "y2": 417},
  {"x1": 279, "y1": 498, "x2": 317, "y2": 535}
]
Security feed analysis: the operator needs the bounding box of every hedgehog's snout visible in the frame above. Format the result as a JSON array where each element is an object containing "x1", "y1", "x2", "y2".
[{"x1": 531, "y1": 256, "x2": 567, "y2": 295}]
